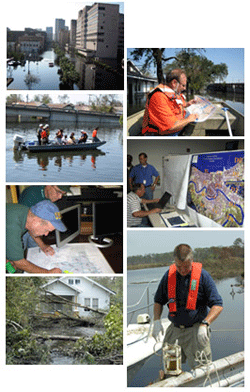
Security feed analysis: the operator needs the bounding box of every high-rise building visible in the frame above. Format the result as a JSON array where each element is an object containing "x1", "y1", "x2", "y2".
[
  {"x1": 46, "y1": 27, "x2": 53, "y2": 42},
  {"x1": 76, "y1": 3, "x2": 123, "y2": 59},
  {"x1": 55, "y1": 18, "x2": 65, "y2": 42},
  {"x1": 70, "y1": 20, "x2": 77, "y2": 47}
]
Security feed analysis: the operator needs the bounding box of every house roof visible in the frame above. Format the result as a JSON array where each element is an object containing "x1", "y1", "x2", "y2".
[
  {"x1": 47, "y1": 103, "x2": 75, "y2": 110},
  {"x1": 42, "y1": 277, "x2": 116, "y2": 296},
  {"x1": 42, "y1": 278, "x2": 81, "y2": 294},
  {"x1": 82, "y1": 277, "x2": 116, "y2": 296},
  {"x1": 12, "y1": 101, "x2": 48, "y2": 108},
  {"x1": 127, "y1": 59, "x2": 158, "y2": 83}
]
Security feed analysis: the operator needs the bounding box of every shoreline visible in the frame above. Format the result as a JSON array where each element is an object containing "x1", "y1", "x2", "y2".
[{"x1": 127, "y1": 257, "x2": 244, "y2": 281}]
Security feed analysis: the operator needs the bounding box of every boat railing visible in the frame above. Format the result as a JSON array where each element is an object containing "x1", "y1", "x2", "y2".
[{"x1": 127, "y1": 279, "x2": 159, "y2": 325}]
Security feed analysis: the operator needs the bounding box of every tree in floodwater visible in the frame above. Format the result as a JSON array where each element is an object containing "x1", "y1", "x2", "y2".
[{"x1": 73, "y1": 304, "x2": 123, "y2": 364}]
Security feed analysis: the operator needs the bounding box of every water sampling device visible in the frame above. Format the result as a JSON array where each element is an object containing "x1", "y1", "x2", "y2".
[{"x1": 162, "y1": 339, "x2": 182, "y2": 376}]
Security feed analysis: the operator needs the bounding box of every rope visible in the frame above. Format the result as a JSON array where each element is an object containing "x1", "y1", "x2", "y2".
[
  {"x1": 194, "y1": 350, "x2": 221, "y2": 387},
  {"x1": 127, "y1": 280, "x2": 157, "y2": 309}
]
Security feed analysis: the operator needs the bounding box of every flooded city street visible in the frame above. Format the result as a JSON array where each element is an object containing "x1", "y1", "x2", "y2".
[{"x1": 7, "y1": 49, "x2": 123, "y2": 90}]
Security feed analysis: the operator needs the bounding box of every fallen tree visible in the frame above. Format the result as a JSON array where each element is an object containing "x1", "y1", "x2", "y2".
[
  {"x1": 41, "y1": 289, "x2": 107, "y2": 316},
  {"x1": 32, "y1": 333, "x2": 90, "y2": 342}
]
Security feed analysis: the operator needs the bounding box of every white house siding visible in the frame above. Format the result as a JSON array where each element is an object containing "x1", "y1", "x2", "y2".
[
  {"x1": 66, "y1": 277, "x2": 111, "y2": 317},
  {"x1": 42, "y1": 277, "x2": 114, "y2": 319}
]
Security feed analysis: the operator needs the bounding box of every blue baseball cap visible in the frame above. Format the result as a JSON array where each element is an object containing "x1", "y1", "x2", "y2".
[{"x1": 31, "y1": 200, "x2": 67, "y2": 232}]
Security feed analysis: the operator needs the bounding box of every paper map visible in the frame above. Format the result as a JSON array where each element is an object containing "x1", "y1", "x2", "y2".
[
  {"x1": 27, "y1": 243, "x2": 114, "y2": 273},
  {"x1": 187, "y1": 151, "x2": 244, "y2": 227},
  {"x1": 187, "y1": 95, "x2": 216, "y2": 122}
]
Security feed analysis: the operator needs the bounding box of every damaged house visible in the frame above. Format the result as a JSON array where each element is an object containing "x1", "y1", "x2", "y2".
[{"x1": 41, "y1": 277, "x2": 116, "y2": 319}]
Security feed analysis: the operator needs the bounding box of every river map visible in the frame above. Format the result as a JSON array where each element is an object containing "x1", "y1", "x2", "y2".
[{"x1": 187, "y1": 150, "x2": 244, "y2": 227}]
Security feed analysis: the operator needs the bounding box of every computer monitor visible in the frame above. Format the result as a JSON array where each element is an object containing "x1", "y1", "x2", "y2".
[
  {"x1": 55, "y1": 204, "x2": 81, "y2": 248},
  {"x1": 90, "y1": 200, "x2": 123, "y2": 247}
]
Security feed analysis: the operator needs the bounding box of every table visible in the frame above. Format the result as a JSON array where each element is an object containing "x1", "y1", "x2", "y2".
[
  {"x1": 27, "y1": 243, "x2": 114, "y2": 273},
  {"x1": 144, "y1": 204, "x2": 195, "y2": 228}
]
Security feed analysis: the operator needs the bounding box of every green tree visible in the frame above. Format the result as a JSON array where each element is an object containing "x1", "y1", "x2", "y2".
[
  {"x1": 130, "y1": 48, "x2": 177, "y2": 83},
  {"x1": 6, "y1": 277, "x2": 45, "y2": 327},
  {"x1": 164, "y1": 49, "x2": 228, "y2": 97},
  {"x1": 34, "y1": 94, "x2": 53, "y2": 104},
  {"x1": 6, "y1": 94, "x2": 24, "y2": 104},
  {"x1": 6, "y1": 277, "x2": 50, "y2": 364},
  {"x1": 58, "y1": 94, "x2": 70, "y2": 104}
]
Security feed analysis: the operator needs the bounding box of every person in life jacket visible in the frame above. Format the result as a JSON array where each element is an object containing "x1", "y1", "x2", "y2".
[
  {"x1": 37, "y1": 124, "x2": 43, "y2": 145},
  {"x1": 142, "y1": 69, "x2": 199, "y2": 136},
  {"x1": 41, "y1": 124, "x2": 50, "y2": 145},
  {"x1": 152, "y1": 244, "x2": 223, "y2": 370},
  {"x1": 92, "y1": 127, "x2": 100, "y2": 142}
]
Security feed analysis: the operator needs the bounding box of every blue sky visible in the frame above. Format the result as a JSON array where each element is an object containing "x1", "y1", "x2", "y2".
[
  {"x1": 127, "y1": 48, "x2": 244, "y2": 83},
  {"x1": 127, "y1": 230, "x2": 244, "y2": 257},
  {"x1": 7, "y1": 2, "x2": 124, "y2": 30}
]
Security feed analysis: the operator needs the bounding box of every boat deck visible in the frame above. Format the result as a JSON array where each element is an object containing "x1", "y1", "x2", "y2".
[
  {"x1": 127, "y1": 101, "x2": 244, "y2": 137},
  {"x1": 147, "y1": 351, "x2": 244, "y2": 387}
]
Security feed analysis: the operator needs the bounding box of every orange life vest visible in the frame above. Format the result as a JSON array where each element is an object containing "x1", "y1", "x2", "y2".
[
  {"x1": 142, "y1": 84, "x2": 186, "y2": 135},
  {"x1": 168, "y1": 262, "x2": 202, "y2": 315},
  {"x1": 92, "y1": 129, "x2": 97, "y2": 138},
  {"x1": 41, "y1": 130, "x2": 47, "y2": 139}
]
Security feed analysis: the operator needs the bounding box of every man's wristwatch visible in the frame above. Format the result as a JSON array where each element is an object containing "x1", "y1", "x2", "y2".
[{"x1": 201, "y1": 320, "x2": 210, "y2": 326}]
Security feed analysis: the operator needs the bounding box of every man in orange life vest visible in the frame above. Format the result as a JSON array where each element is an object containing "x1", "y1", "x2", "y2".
[
  {"x1": 152, "y1": 244, "x2": 223, "y2": 369},
  {"x1": 92, "y1": 127, "x2": 100, "y2": 142},
  {"x1": 142, "y1": 69, "x2": 199, "y2": 136}
]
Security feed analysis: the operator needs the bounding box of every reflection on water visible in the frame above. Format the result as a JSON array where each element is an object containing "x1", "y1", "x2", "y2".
[
  {"x1": 13, "y1": 149, "x2": 106, "y2": 172},
  {"x1": 7, "y1": 50, "x2": 123, "y2": 90},
  {"x1": 6, "y1": 124, "x2": 123, "y2": 182}
]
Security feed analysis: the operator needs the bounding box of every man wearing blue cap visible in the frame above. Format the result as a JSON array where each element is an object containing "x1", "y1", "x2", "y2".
[
  {"x1": 18, "y1": 185, "x2": 71, "y2": 249},
  {"x1": 6, "y1": 200, "x2": 67, "y2": 273}
]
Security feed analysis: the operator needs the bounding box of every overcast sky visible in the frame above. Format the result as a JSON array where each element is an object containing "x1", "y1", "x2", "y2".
[{"x1": 127, "y1": 230, "x2": 244, "y2": 257}]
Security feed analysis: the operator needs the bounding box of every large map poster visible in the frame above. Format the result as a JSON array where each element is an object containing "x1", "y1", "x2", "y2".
[{"x1": 187, "y1": 150, "x2": 244, "y2": 227}]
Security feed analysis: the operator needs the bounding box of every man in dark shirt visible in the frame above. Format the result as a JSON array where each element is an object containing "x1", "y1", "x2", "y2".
[{"x1": 152, "y1": 244, "x2": 223, "y2": 370}]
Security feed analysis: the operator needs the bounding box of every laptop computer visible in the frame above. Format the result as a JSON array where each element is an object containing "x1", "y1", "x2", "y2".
[{"x1": 146, "y1": 191, "x2": 172, "y2": 210}]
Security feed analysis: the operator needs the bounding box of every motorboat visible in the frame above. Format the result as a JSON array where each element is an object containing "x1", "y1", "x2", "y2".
[{"x1": 13, "y1": 134, "x2": 106, "y2": 152}]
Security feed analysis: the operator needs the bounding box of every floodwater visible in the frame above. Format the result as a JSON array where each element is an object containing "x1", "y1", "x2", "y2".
[
  {"x1": 7, "y1": 51, "x2": 66, "y2": 90},
  {"x1": 43, "y1": 325, "x2": 105, "y2": 365},
  {"x1": 7, "y1": 50, "x2": 123, "y2": 90},
  {"x1": 127, "y1": 267, "x2": 244, "y2": 387},
  {"x1": 6, "y1": 124, "x2": 123, "y2": 182}
]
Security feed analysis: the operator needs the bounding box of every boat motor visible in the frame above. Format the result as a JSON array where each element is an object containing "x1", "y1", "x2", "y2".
[
  {"x1": 162, "y1": 339, "x2": 182, "y2": 375},
  {"x1": 13, "y1": 134, "x2": 25, "y2": 150}
]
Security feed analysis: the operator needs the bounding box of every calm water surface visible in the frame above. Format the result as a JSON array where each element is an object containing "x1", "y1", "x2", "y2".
[
  {"x1": 7, "y1": 50, "x2": 123, "y2": 90},
  {"x1": 6, "y1": 124, "x2": 123, "y2": 182},
  {"x1": 127, "y1": 267, "x2": 244, "y2": 387}
]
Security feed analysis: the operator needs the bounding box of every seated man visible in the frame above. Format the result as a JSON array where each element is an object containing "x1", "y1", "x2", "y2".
[
  {"x1": 142, "y1": 69, "x2": 198, "y2": 136},
  {"x1": 55, "y1": 129, "x2": 64, "y2": 144},
  {"x1": 127, "y1": 183, "x2": 162, "y2": 227},
  {"x1": 78, "y1": 130, "x2": 88, "y2": 143},
  {"x1": 6, "y1": 200, "x2": 67, "y2": 273}
]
